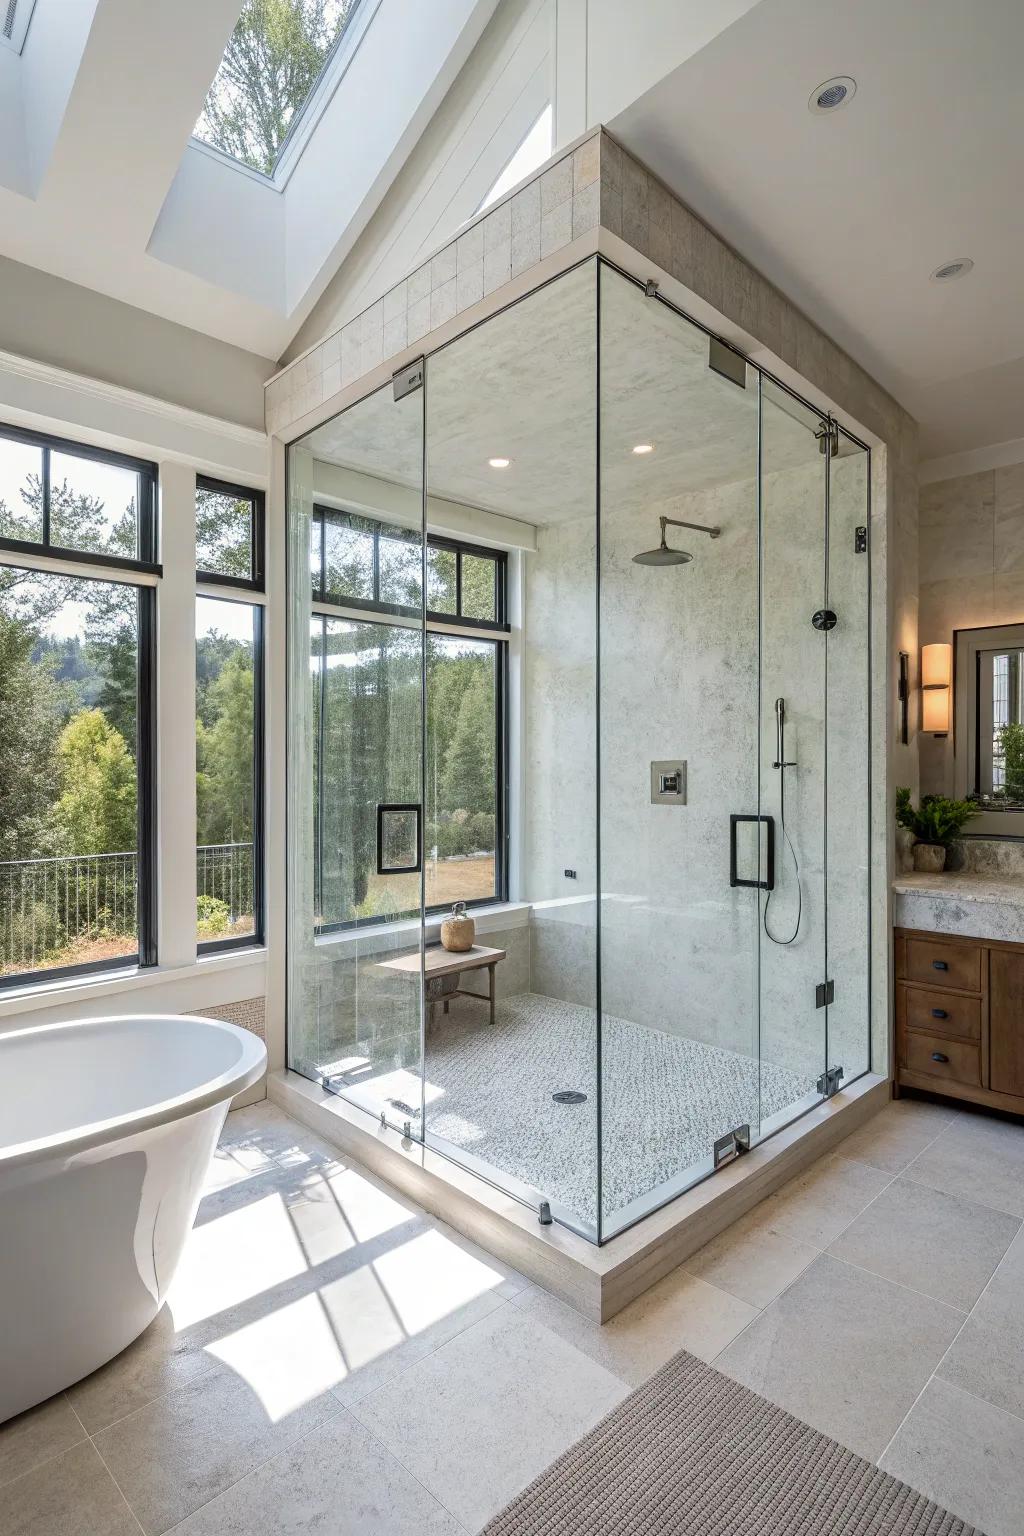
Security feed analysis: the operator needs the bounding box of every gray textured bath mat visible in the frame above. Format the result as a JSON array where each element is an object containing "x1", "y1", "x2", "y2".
[{"x1": 482, "y1": 1349, "x2": 980, "y2": 1535}]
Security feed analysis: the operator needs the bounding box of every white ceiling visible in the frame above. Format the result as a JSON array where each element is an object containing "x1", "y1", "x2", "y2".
[
  {"x1": 610, "y1": 0, "x2": 1024, "y2": 460},
  {"x1": 306, "y1": 261, "x2": 829, "y2": 525},
  {"x1": 0, "y1": 0, "x2": 502, "y2": 361}
]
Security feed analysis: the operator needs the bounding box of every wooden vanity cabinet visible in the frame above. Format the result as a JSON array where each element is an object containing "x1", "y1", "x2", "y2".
[{"x1": 895, "y1": 928, "x2": 1024, "y2": 1113}]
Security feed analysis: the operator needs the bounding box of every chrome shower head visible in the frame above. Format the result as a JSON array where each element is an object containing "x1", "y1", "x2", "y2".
[
  {"x1": 632, "y1": 516, "x2": 720, "y2": 567},
  {"x1": 632, "y1": 541, "x2": 692, "y2": 566}
]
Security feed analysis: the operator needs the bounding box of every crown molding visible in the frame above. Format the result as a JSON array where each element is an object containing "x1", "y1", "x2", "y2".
[
  {"x1": 0, "y1": 347, "x2": 268, "y2": 449},
  {"x1": 919, "y1": 436, "x2": 1024, "y2": 485}
]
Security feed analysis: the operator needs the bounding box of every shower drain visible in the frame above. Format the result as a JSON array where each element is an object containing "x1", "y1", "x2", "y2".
[{"x1": 552, "y1": 1090, "x2": 588, "y2": 1105}]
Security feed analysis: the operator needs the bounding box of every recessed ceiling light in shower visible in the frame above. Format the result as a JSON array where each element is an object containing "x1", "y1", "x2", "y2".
[
  {"x1": 632, "y1": 443, "x2": 654, "y2": 455},
  {"x1": 808, "y1": 76, "x2": 856, "y2": 114},
  {"x1": 929, "y1": 258, "x2": 974, "y2": 283},
  {"x1": 488, "y1": 457, "x2": 511, "y2": 469}
]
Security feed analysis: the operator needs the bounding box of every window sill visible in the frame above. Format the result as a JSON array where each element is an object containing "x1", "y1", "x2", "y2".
[
  {"x1": 0, "y1": 946, "x2": 268, "y2": 1019},
  {"x1": 314, "y1": 901, "x2": 531, "y2": 952}
]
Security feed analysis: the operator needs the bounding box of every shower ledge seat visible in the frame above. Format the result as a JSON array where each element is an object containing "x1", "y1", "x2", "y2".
[{"x1": 377, "y1": 943, "x2": 506, "y2": 1028}]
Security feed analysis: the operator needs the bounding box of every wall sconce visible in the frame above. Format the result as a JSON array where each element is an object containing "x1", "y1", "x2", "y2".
[{"x1": 921, "y1": 642, "x2": 952, "y2": 735}]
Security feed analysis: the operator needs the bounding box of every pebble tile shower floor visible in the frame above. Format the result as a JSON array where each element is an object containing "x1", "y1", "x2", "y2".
[{"x1": 366, "y1": 992, "x2": 814, "y2": 1228}]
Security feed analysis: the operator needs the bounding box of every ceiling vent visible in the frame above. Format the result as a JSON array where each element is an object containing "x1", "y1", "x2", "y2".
[
  {"x1": 808, "y1": 77, "x2": 857, "y2": 114},
  {"x1": 1, "y1": 0, "x2": 37, "y2": 52},
  {"x1": 930, "y1": 258, "x2": 974, "y2": 283}
]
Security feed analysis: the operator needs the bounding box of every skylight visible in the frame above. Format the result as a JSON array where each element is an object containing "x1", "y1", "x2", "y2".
[
  {"x1": 478, "y1": 104, "x2": 553, "y2": 213},
  {"x1": 194, "y1": 0, "x2": 365, "y2": 178},
  {"x1": 1, "y1": 0, "x2": 38, "y2": 54}
]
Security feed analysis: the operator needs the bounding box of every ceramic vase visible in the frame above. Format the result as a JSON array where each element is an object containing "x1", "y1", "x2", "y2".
[{"x1": 441, "y1": 901, "x2": 475, "y2": 952}]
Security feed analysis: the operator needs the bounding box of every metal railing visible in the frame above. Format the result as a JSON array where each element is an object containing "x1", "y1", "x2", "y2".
[{"x1": 0, "y1": 843, "x2": 254, "y2": 974}]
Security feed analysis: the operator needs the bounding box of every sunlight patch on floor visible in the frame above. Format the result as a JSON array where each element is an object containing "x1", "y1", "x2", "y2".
[
  {"x1": 206, "y1": 1292, "x2": 345, "y2": 1421},
  {"x1": 169, "y1": 1192, "x2": 309, "y2": 1329}
]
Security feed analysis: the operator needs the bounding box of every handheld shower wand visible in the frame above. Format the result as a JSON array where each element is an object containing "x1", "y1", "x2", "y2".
[{"x1": 764, "y1": 697, "x2": 802, "y2": 946}]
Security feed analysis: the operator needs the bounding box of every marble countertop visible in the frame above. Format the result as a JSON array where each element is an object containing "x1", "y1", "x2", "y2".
[{"x1": 893, "y1": 871, "x2": 1024, "y2": 941}]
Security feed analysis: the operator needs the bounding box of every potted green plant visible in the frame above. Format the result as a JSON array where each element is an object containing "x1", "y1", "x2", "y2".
[{"x1": 895, "y1": 787, "x2": 978, "y2": 872}]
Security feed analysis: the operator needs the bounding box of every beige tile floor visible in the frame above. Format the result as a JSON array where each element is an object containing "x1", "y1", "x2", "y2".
[{"x1": 3, "y1": 1095, "x2": 1024, "y2": 1535}]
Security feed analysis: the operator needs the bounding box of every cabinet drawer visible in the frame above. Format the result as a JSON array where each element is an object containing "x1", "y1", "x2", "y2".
[
  {"x1": 899, "y1": 985, "x2": 981, "y2": 1042},
  {"x1": 901, "y1": 936, "x2": 982, "y2": 993},
  {"x1": 900, "y1": 1030, "x2": 981, "y2": 1088}
]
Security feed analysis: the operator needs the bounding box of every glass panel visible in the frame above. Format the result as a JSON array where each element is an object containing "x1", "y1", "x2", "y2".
[
  {"x1": 316, "y1": 618, "x2": 422, "y2": 921},
  {"x1": 425, "y1": 634, "x2": 498, "y2": 906},
  {"x1": 460, "y1": 553, "x2": 497, "y2": 621},
  {"x1": 378, "y1": 523, "x2": 422, "y2": 608},
  {"x1": 598, "y1": 264, "x2": 759, "y2": 1237},
  {"x1": 49, "y1": 451, "x2": 140, "y2": 559},
  {"x1": 196, "y1": 597, "x2": 256, "y2": 944},
  {"x1": 826, "y1": 429, "x2": 871, "y2": 1083},
  {"x1": 196, "y1": 485, "x2": 254, "y2": 579},
  {"x1": 426, "y1": 546, "x2": 456, "y2": 612},
  {"x1": 758, "y1": 379, "x2": 828, "y2": 1128},
  {"x1": 286, "y1": 381, "x2": 424, "y2": 1132},
  {"x1": 324, "y1": 511, "x2": 374, "y2": 601},
  {"x1": 0, "y1": 436, "x2": 43, "y2": 543},
  {"x1": 0, "y1": 567, "x2": 140, "y2": 978},
  {"x1": 424, "y1": 260, "x2": 598, "y2": 1237}
]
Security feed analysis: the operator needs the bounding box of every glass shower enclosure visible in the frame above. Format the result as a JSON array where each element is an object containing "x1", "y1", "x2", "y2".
[{"x1": 286, "y1": 257, "x2": 871, "y2": 1243}]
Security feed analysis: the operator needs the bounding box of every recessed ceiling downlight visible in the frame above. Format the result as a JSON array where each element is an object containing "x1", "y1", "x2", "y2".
[
  {"x1": 808, "y1": 76, "x2": 856, "y2": 114},
  {"x1": 488, "y1": 457, "x2": 511, "y2": 469},
  {"x1": 930, "y1": 258, "x2": 974, "y2": 283},
  {"x1": 632, "y1": 443, "x2": 654, "y2": 455}
]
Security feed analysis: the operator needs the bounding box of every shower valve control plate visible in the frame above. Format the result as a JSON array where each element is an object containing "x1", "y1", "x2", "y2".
[{"x1": 651, "y1": 761, "x2": 687, "y2": 804}]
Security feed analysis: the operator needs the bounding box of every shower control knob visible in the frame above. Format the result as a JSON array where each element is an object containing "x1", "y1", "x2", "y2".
[{"x1": 812, "y1": 609, "x2": 838, "y2": 631}]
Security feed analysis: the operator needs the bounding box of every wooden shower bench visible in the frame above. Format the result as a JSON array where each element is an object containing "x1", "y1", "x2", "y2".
[{"x1": 376, "y1": 944, "x2": 506, "y2": 1028}]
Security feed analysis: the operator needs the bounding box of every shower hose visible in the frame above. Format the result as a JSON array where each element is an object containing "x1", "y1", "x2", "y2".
[{"x1": 763, "y1": 763, "x2": 802, "y2": 946}]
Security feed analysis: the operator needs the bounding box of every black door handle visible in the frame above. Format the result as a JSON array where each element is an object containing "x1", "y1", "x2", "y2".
[
  {"x1": 932, "y1": 960, "x2": 948, "y2": 971},
  {"x1": 729, "y1": 814, "x2": 774, "y2": 891},
  {"x1": 931, "y1": 1009, "x2": 948, "y2": 1019},
  {"x1": 931, "y1": 1052, "x2": 949, "y2": 1063}
]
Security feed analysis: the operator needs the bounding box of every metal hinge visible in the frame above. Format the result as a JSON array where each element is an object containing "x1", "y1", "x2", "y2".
[
  {"x1": 644, "y1": 278, "x2": 659, "y2": 298},
  {"x1": 854, "y1": 525, "x2": 868, "y2": 554},
  {"x1": 815, "y1": 979, "x2": 835, "y2": 1009},
  {"x1": 713, "y1": 1123, "x2": 750, "y2": 1170},
  {"x1": 538, "y1": 1199, "x2": 553, "y2": 1226},
  {"x1": 816, "y1": 1065, "x2": 844, "y2": 1098},
  {"x1": 816, "y1": 419, "x2": 839, "y2": 457},
  {"x1": 393, "y1": 358, "x2": 424, "y2": 400}
]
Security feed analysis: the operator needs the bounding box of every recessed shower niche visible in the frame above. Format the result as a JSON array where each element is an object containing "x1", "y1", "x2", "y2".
[{"x1": 285, "y1": 256, "x2": 872, "y2": 1248}]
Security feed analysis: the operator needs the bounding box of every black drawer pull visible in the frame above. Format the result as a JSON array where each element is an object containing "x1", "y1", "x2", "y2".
[
  {"x1": 931, "y1": 1008, "x2": 948, "y2": 1020},
  {"x1": 931, "y1": 1051, "x2": 949, "y2": 1063},
  {"x1": 932, "y1": 960, "x2": 948, "y2": 971}
]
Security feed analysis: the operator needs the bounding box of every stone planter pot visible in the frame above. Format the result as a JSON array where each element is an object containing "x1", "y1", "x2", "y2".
[{"x1": 912, "y1": 842, "x2": 947, "y2": 873}]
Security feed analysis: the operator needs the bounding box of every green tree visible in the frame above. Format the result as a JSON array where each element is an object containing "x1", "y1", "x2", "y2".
[
  {"x1": 196, "y1": 486, "x2": 252, "y2": 579},
  {"x1": 53, "y1": 710, "x2": 137, "y2": 855},
  {"x1": 0, "y1": 613, "x2": 71, "y2": 860},
  {"x1": 197, "y1": 652, "x2": 255, "y2": 844},
  {"x1": 440, "y1": 672, "x2": 494, "y2": 817},
  {"x1": 195, "y1": 0, "x2": 357, "y2": 175},
  {"x1": 998, "y1": 722, "x2": 1024, "y2": 803}
]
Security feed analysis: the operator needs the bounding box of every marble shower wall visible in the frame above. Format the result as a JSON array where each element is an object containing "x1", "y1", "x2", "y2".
[
  {"x1": 919, "y1": 459, "x2": 1024, "y2": 797},
  {"x1": 521, "y1": 449, "x2": 871, "y2": 1084}
]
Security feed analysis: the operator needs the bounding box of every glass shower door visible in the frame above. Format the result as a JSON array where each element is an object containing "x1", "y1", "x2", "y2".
[{"x1": 757, "y1": 379, "x2": 830, "y2": 1131}]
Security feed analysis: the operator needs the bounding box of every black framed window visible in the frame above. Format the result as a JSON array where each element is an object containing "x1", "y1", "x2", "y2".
[
  {"x1": 311, "y1": 506, "x2": 507, "y2": 630},
  {"x1": 195, "y1": 477, "x2": 265, "y2": 952},
  {"x1": 311, "y1": 515, "x2": 509, "y2": 930},
  {"x1": 0, "y1": 419, "x2": 159, "y2": 988},
  {"x1": 196, "y1": 476, "x2": 264, "y2": 588},
  {"x1": 0, "y1": 422, "x2": 158, "y2": 571}
]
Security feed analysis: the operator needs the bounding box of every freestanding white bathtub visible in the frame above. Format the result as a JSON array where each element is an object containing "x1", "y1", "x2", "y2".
[{"x1": 0, "y1": 1013, "x2": 266, "y2": 1423}]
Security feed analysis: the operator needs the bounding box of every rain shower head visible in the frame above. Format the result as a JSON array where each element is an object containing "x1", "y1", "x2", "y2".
[
  {"x1": 632, "y1": 516, "x2": 720, "y2": 566},
  {"x1": 633, "y1": 541, "x2": 693, "y2": 566}
]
